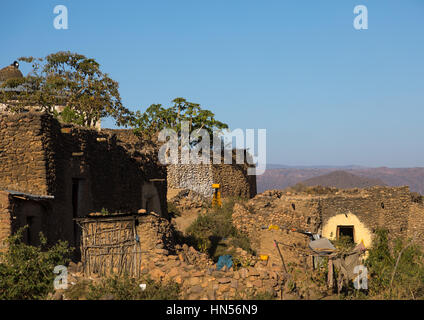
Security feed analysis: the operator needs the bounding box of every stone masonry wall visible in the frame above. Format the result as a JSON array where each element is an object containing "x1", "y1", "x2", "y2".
[
  {"x1": 45, "y1": 118, "x2": 168, "y2": 248},
  {"x1": 0, "y1": 112, "x2": 49, "y2": 195},
  {"x1": 167, "y1": 162, "x2": 257, "y2": 199},
  {"x1": 167, "y1": 164, "x2": 213, "y2": 198},
  {"x1": 0, "y1": 112, "x2": 167, "y2": 251},
  {"x1": 233, "y1": 187, "x2": 417, "y2": 249},
  {"x1": 213, "y1": 163, "x2": 257, "y2": 199},
  {"x1": 408, "y1": 202, "x2": 424, "y2": 247},
  {"x1": 232, "y1": 190, "x2": 322, "y2": 249},
  {"x1": 319, "y1": 186, "x2": 411, "y2": 242},
  {"x1": 73, "y1": 213, "x2": 285, "y2": 300},
  {"x1": 0, "y1": 191, "x2": 12, "y2": 254}
]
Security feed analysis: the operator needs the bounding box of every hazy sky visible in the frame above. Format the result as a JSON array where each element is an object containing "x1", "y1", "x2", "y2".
[{"x1": 1, "y1": 0, "x2": 423, "y2": 167}]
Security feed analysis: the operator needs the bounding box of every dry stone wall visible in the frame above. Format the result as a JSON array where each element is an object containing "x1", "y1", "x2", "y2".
[
  {"x1": 72, "y1": 212, "x2": 285, "y2": 300},
  {"x1": 0, "y1": 112, "x2": 49, "y2": 195},
  {"x1": 408, "y1": 202, "x2": 424, "y2": 247},
  {"x1": 167, "y1": 162, "x2": 257, "y2": 199},
  {"x1": 319, "y1": 186, "x2": 411, "y2": 242},
  {"x1": 0, "y1": 191, "x2": 12, "y2": 254},
  {"x1": 213, "y1": 163, "x2": 257, "y2": 199},
  {"x1": 167, "y1": 164, "x2": 213, "y2": 198},
  {"x1": 232, "y1": 186, "x2": 423, "y2": 250}
]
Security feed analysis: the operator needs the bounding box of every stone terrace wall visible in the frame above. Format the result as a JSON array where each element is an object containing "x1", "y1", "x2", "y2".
[
  {"x1": 232, "y1": 190, "x2": 322, "y2": 249},
  {"x1": 0, "y1": 112, "x2": 49, "y2": 195}
]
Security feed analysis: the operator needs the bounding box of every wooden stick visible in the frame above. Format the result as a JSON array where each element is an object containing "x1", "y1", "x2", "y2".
[{"x1": 274, "y1": 239, "x2": 288, "y2": 274}]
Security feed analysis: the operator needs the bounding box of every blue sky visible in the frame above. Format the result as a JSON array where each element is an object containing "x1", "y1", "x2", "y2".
[{"x1": 1, "y1": 0, "x2": 423, "y2": 167}]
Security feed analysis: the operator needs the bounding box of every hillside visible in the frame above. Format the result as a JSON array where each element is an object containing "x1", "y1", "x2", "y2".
[
  {"x1": 257, "y1": 167, "x2": 424, "y2": 194},
  {"x1": 301, "y1": 170, "x2": 387, "y2": 189}
]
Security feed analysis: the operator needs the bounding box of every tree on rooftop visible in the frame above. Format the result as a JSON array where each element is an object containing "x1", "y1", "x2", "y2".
[
  {"x1": 131, "y1": 97, "x2": 228, "y2": 145},
  {"x1": 0, "y1": 51, "x2": 132, "y2": 127}
]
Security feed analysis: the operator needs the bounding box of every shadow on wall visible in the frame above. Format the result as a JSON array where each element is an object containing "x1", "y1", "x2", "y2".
[{"x1": 13, "y1": 199, "x2": 49, "y2": 247}]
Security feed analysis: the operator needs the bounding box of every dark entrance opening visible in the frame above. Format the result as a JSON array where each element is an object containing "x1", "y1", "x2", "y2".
[
  {"x1": 26, "y1": 216, "x2": 34, "y2": 245},
  {"x1": 72, "y1": 179, "x2": 83, "y2": 248},
  {"x1": 337, "y1": 225, "x2": 354, "y2": 243}
]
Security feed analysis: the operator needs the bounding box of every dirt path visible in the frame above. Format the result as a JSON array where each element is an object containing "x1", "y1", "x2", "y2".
[
  {"x1": 256, "y1": 228, "x2": 310, "y2": 269},
  {"x1": 172, "y1": 208, "x2": 200, "y2": 235}
]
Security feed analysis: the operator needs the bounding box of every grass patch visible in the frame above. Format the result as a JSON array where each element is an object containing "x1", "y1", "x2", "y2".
[
  {"x1": 66, "y1": 275, "x2": 181, "y2": 300},
  {"x1": 234, "y1": 288, "x2": 275, "y2": 300}
]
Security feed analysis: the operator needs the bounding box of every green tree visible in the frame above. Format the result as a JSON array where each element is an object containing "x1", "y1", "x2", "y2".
[
  {"x1": 131, "y1": 97, "x2": 228, "y2": 143},
  {"x1": 0, "y1": 51, "x2": 132, "y2": 127}
]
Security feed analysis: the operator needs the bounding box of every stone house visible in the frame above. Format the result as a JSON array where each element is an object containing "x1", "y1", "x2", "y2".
[
  {"x1": 0, "y1": 111, "x2": 167, "y2": 257},
  {"x1": 233, "y1": 186, "x2": 424, "y2": 249}
]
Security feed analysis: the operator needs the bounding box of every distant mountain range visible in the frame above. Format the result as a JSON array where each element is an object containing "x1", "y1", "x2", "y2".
[
  {"x1": 266, "y1": 164, "x2": 367, "y2": 170},
  {"x1": 301, "y1": 170, "x2": 387, "y2": 189},
  {"x1": 257, "y1": 166, "x2": 424, "y2": 194}
]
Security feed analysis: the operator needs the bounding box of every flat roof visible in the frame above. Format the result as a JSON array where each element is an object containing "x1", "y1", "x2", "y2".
[{"x1": 2, "y1": 189, "x2": 54, "y2": 201}]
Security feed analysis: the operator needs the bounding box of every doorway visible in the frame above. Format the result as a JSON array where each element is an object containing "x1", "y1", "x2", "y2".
[
  {"x1": 72, "y1": 178, "x2": 84, "y2": 247},
  {"x1": 337, "y1": 225, "x2": 355, "y2": 243}
]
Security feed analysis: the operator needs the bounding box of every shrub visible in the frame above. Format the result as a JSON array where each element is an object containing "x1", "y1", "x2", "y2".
[
  {"x1": 0, "y1": 227, "x2": 73, "y2": 300},
  {"x1": 167, "y1": 201, "x2": 181, "y2": 217},
  {"x1": 185, "y1": 198, "x2": 253, "y2": 260},
  {"x1": 234, "y1": 288, "x2": 275, "y2": 300},
  {"x1": 232, "y1": 255, "x2": 255, "y2": 270},
  {"x1": 331, "y1": 235, "x2": 355, "y2": 254},
  {"x1": 81, "y1": 275, "x2": 180, "y2": 300},
  {"x1": 365, "y1": 229, "x2": 424, "y2": 299},
  {"x1": 285, "y1": 183, "x2": 338, "y2": 195},
  {"x1": 411, "y1": 192, "x2": 423, "y2": 204}
]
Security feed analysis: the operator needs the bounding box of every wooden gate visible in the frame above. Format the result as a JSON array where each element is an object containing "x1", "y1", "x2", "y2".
[{"x1": 76, "y1": 215, "x2": 142, "y2": 278}]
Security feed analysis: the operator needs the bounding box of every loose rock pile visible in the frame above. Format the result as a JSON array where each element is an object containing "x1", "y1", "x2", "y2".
[{"x1": 168, "y1": 188, "x2": 209, "y2": 211}]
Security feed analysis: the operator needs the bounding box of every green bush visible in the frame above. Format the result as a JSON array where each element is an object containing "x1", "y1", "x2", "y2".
[
  {"x1": 331, "y1": 235, "x2": 355, "y2": 254},
  {"x1": 234, "y1": 288, "x2": 275, "y2": 300},
  {"x1": 167, "y1": 201, "x2": 181, "y2": 217},
  {"x1": 185, "y1": 198, "x2": 253, "y2": 260},
  {"x1": 0, "y1": 227, "x2": 73, "y2": 300},
  {"x1": 81, "y1": 275, "x2": 181, "y2": 300},
  {"x1": 365, "y1": 229, "x2": 424, "y2": 299}
]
